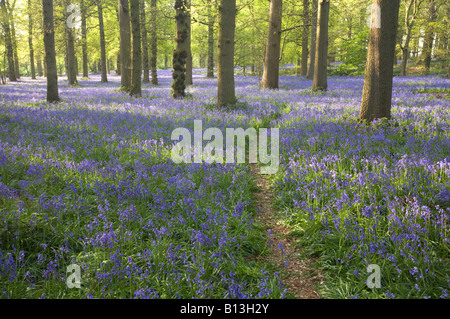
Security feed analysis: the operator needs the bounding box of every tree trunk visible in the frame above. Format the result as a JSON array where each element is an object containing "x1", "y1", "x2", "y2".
[
  {"x1": 207, "y1": 1, "x2": 214, "y2": 78},
  {"x1": 150, "y1": 0, "x2": 158, "y2": 85},
  {"x1": 81, "y1": 0, "x2": 88, "y2": 78},
  {"x1": 185, "y1": 0, "x2": 193, "y2": 85},
  {"x1": 98, "y1": 0, "x2": 107, "y2": 82},
  {"x1": 422, "y1": 0, "x2": 436, "y2": 75},
  {"x1": 66, "y1": 6, "x2": 78, "y2": 86},
  {"x1": 261, "y1": 0, "x2": 282, "y2": 89},
  {"x1": 37, "y1": 54, "x2": 43, "y2": 77},
  {"x1": 116, "y1": 53, "x2": 121, "y2": 75},
  {"x1": 401, "y1": 48, "x2": 409, "y2": 76},
  {"x1": 119, "y1": 0, "x2": 131, "y2": 90},
  {"x1": 307, "y1": 0, "x2": 317, "y2": 80},
  {"x1": 400, "y1": 0, "x2": 419, "y2": 77},
  {"x1": 1, "y1": 0, "x2": 15, "y2": 81},
  {"x1": 359, "y1": 0, "x2": 400, "y2": 123},
  {"x1": 28, "y1": 0, "x2": 35, "y2": 79},
  {"x1": 43, "y1": 0, "x2": 59, "y2": 102},
  {"x1": 129, "y1": 0, "x2": 141, "y2": 97},
  {"x1": 217, "y1": 0, "x2": 236, "y2": 106},
  {"x1": 10, "y1": 13, "x2": 19, "y2": 79},
  {"x1": 172, "y1": 0, "x2": 188, "y2": 98},
  {"x1": 140, "y1": 0, "x2": 149, "y2": 83},
  {"x1": 300, "y1": 0, "x2": 309, "y2": 76},
  {"x1": 312, "y1": 0, "x2": 329, "y2": 91}
]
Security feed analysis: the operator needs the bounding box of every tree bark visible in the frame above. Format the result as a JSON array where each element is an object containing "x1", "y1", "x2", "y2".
[
  {"x1": 359, "y1": 0, "x2": 400, "y2": 123},
  {"x1": 42, "y1": 0, "x2": 59, "y2": 102},
  {"x1": 422, "y1": 0, "x2": 436, "y2": 75},
  {"x1": 1, "y1": 0, "x2": 15, "y2": 81},
  {"x1": 98, "y1": 0, "x2": 107, "y2": 82},
  {"x1": 307, "y1": 0, "x2": 317, "y2": 80},
  {"x1": 172, "y1": 0, "x2": 188, "y2": 98},
  {"x1": 9, "y1": 5, "x2": 19, "y2": 79},
  {"x1": 37, "y1": 54, "x2": 43, "y2": 77},
  {"x1": 300, "y1": 0, "x2": 309, "y2": 76},
  {"x1": 65, "y1": 3, "x2": 78, "y2": 86},
  {"x1": 140, "y1": 0, "x2": 149, "y2": 83},
  {"x1": 129, "y1": 0, "x2": 141, "y2": 96},
  {"x1": 81, "y1": 0, "x2": 88, "y2": 78},
  {"x1": 217, "y1": 0, "x2": 236, "y2": 106},
  {"x1": 312, "y1": 0, "x2": 329, "y2": 91},
  {"x1": 261, "y1": 0, "x2": 283, "y2": 89},
  {"x1": 207, "y1": 1, "x2": 215, "y2": 78},
  {"x1": 119, "y1": 0, "x2": 132, "y2": 90},
  {"x1": 307, "y1": 0, "x2": 318, "y2": 80},
  {"x1": 150, "y1": 0, "x2": 158, "y2": 85},
  {"x1": 28, "y1": 0, "x2": 35, "y2": 79},
  {"x1": 185, "y1": 0, "x2": 193, "y2": 85},
  {"x1": 116, "y1": 52, "x2": 121, "y2": 75}
]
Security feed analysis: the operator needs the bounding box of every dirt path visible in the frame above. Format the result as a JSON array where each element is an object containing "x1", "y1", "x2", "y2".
[{"x1": 250, "y1": 164, "x2": 321, "y2": 299}]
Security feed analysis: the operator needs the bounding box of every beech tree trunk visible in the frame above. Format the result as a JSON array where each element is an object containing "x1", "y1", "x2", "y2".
[
  {"x1": 119, "y1": 0, "x2": 131, "y2": 90},
  {"x1": 172, "y1": 0, "x2": 188, "y2": 98},
  {"x1": 10, "y1": 10, "x2": 19, "y2": 79},
  {"x1": 1, "y1": 0, "x2": 15, "y2": 81},
  {"x1": 312, "y1": 0, "x2": 329, "y2": 91},
  {"x1": 422, "y1": 0, "x2": 436, "y2": 75},
  {"x1": 217, "y1": 0, "x2": 236, "y2": 106},
  {"x1": 307, "y1": 0, "x2": 317, "y2": 80},
  {"x1": 150, "y1": 0, "x2": 158, "y2": 85},
  {"x1": 185, "y1": 0, "x2": 193, "y2": 85},
  {"x1": 81, "y1": 0, "x2": 88, "y2": 78},
  {"x1": 207, "y1": 1, "x2": 214, "y2": 78},
  {"x1": 359, "y1": 0, "x2": 400, "y2": 123},
  {"x1": 66, "y1": 10, "x2": 77, "y2": 85},
  {"x1": 37, "y1": 54, "x2": 43, "y2": 77},
  {"x1": 28, "y1": 0, "x2": 35, "y2": 79},
  {"x1": 98, "y1": 0, "x2": 107, "y2": 82},
  {"x1": 43, "y1": 0, "x2": 59, "y2": 102},
  {"x1": 141, "y1": 0, "x2": 149, "y2": 83},
  {"x1": 300, "y1": 0, "x2": 309, "y2": 76},
  {"x1": 129, "y1": 0, "x2": 141, "y2": 97},
  {"x1": 261, "y1": 0, "x2": 282, "y2": 89}
]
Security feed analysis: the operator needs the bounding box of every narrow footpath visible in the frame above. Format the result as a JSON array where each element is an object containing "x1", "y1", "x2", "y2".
[{"x1": 250, "y1": 164, "x2": 321, "y2": 299}]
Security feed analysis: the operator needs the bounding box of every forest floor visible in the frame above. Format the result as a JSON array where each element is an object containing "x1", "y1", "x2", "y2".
[{"x1": 249, "y1": 164, "x2": 322, "y2": 299}]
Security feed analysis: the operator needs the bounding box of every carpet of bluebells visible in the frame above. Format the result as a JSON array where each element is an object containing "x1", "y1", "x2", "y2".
[{"x1": 0, "y1": 69, "x2": 449, "y2": 299}]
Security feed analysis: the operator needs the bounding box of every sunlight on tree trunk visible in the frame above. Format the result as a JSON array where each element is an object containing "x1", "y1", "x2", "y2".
[{"x1": 359, "y1": 0, "x2": 400, "y2": 123}]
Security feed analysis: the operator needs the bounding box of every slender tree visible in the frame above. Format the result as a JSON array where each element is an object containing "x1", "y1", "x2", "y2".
[
  {"x1": 150, "y1": 0, "x2": 158, "y2": 85},
  {"x1": 141, "y1": 0, "x2": 149, "y2": 83},
  {"x1": 300, "y1": 0, "x2": 309, "y2": 76},
  {"x1": 42, "y1": 0, "x2": 59, "y2": 102},
  {"x1": 400, "y1": 0, "x2": 423, "y2": 76},
  {"x1": 1, "y1": 0, "x2": 15, "y2": 81},
  {"x1": 8, "y1": 1, "x2": 19, "y2": 79},
  {"x1": 312, "y1": 0, "x2": 329, "y2": 91},
  {"x1": 359, "y1": 0, "x2": 401, "y2": 122},
  {"x1": 37, "y1": 54, "x2": 43, "y2": 77},
  {"x1": 172, "y1": 0, "x2": 188, "y2": 98},
  {"x1": 186, "y1": 0, "x2": 193, "y2": 85},
  {"x1": 217, "y1": 0, "x2": 236, "y2": 106},
  {"x1": 65, "y1": 0, "x2": 78, "y2": 85},
  {"x1": 81, "y1": 0, "x2": 88, "y2": 78},
  {"x1": 28, "y1": 0, "x2": 35, "y2": 79},
  {"x1": 261, "y1": 0, "x2": 283, "y2": 89},
  {"x1": 98, "y1": 0, "x2": 107, "y2": 82},
  {"x1": 129, "y1": 0, "x2": 141, "y2": 96},
  {"x1": 307, "y1": 0, "x2": 318, "y2": 80},
  {"x1": 119, "y1": 0, "x2": 132, "y2": 90},
  {"x1": 422, "y1": 0, "x2": 436, "y2": 74},
  {"x1": 207, "y1": 0, "x2": 215, "y2": 78}
]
